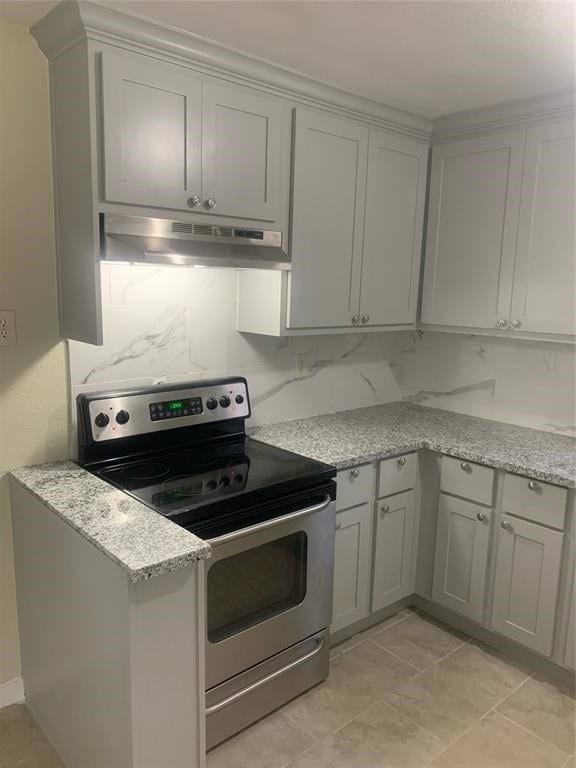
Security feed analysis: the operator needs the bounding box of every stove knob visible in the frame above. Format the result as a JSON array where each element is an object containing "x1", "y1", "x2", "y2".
[
  {"x1": 235, "y1": 394, "x2": 245, "y2": 405},
  {"x1": 94, "y1": 412, "x2": 110, "y2": 428},
  {"x1": 206, "y1": 397, "x2": 218, "y2": 410},
  {"x1": 219, "y1": 476, "x2": 230, "y2": 488},
  {"x1": 234, "y1": 474, "x2": 243, "y2": 484},
  {"x1": 206, "y1": 480, "x2": 217, "y2": 491},
  {"x1": 116, "y1": 410, "x2": 130, "y2": 425},
  {"x1": 219, "y1": 395, "x2": 231, "y2": 408}
]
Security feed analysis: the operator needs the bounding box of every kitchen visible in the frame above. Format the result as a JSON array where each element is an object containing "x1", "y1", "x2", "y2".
[{"x1": 0, "y1": 1, "x2": 574, "y2": 767}]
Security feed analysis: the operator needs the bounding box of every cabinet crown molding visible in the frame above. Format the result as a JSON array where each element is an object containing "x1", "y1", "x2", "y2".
[
  {"x1": 432, "y1": 90, "x2": 576, "y2": 143},
  {"x1": 31, "y1": 0, "x2": 432, "y2": 142}
]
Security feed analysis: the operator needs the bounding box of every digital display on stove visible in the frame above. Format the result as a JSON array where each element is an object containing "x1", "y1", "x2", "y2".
[{"x1": 149, "y1": 397, "x2": 203, "y2": 421}]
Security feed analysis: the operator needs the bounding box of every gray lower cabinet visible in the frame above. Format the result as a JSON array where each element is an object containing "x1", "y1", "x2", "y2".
[
  {"x1": 432, "y1": 494, "x2": 491, "y2": 623},
  {"x1": 372, "y1": 490, "x2": 417, "y2": 612},
  {"x1": 565, "y1": 580, "x2": 575, "y2": 670},
  {"x1": 491, "y1": 514, "x2": 564, "y2": 656},
  {"x1": 331, "y1": 502, "x2": 373, "y2": 633}
]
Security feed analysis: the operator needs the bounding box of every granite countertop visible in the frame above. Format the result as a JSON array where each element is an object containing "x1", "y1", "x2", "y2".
[
  {"x1": 9, "y1": 403, "x2": 575, "y2": 584},
  {"x1": 9, "y1": 462, "x2": 210, "y2": 583},
  {"x1": 252, "y1": 402, "x2": 576, "y2": 488}
]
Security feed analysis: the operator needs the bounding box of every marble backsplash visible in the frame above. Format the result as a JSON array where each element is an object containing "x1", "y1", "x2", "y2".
[{"x1": 68, "y1": 264, "x2": 575, "y2": 441}]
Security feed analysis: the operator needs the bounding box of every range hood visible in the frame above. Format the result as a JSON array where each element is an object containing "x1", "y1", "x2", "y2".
[{"x1": 102, "y1": 214, "x2": 290, "y2": 270}]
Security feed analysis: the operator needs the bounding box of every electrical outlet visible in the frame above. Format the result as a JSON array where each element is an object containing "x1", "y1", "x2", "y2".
[
  {"x1": 296, "y1": 353, "x2": 309, "y2": 374},
  {"x1": 0, "y1": 310, "x2": 16, "y2": 347}
]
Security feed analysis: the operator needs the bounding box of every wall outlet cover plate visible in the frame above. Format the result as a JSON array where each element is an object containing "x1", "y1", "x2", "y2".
[{"x1": 0, "y1": 310, "x2": 17, "y2": 346}]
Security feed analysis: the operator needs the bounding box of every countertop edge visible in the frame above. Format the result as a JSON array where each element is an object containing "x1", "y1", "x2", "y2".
[{"x1": 8, "y1": 469, "x2": 212, "y2": 584}]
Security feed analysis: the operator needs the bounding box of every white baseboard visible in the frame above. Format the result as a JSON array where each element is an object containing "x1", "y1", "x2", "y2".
[{"x1": 0, "y1": 677, "x2": 25, "y2": 709}]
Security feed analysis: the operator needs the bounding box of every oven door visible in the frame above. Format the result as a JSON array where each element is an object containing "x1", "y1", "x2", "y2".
[{"x1": 205, "y1": 493, "x2": 335, "y2": 690}]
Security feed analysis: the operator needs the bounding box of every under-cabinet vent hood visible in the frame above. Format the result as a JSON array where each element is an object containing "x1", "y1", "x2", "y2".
[{"x1": 102, "y1": 214, "x2": 289, "y2": 270}]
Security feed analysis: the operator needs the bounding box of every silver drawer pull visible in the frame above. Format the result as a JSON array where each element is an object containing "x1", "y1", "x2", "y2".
[
  {"x1": 350, "y1": 469, "x2": 360, "y2": 479},
  {"x1": 460, "y1": 462, "x2": 472, "y2": 473},
  {"x1": 397, "y1": 457, "x2": 407, "y2": 467},
  {"x1": 501, "y1": 520, "x2": 511, "y2": 530},
  {"x1": 476, "y1": 512, "x2": 487, "y2": 522},
  {"x1": 528, "y1": 480, "x2": 540, "y2": 492},
  {"x1": 380, "y1": 504, "x2": 390, "y2": 516},
  {"x1": 335, "y1": 521, "x2": 342, "y2": 531}
]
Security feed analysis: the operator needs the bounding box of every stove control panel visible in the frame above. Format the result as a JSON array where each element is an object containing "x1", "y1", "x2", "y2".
[{"x1": 81, "y1": 378, "x2": 250, "y2": 443}]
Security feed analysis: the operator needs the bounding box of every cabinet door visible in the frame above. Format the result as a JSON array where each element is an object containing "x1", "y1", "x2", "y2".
[
  {"x1": 421, "y1": 131, "x2": 525, "y2": 329},
  {"x1": 202, "y1": 83, "x2": 288, "y2": 222},
  {"x1": 331, "y1": 503, "x2": 373, "y2": 633},
  {"x1": 492, "y1": 515, "x2": 563, "y2": 656},
  {"x1": 372, "y1": 491, "x2": 416, "y2": 612},
  {"x1": 509, "y1": 120, "x2": 576, "y2": 335},
  {"x1": 432, "y1": 495, "x2": 491, "y2": 623},
  {"x1": 101, "y1": 52, "x2": 202, "y2": 210},
  {"x1": 565, "y1": 579, "x2": 575, "y2": 670},
  {"x1": 360, "y1": 131, "x2": 428, "y2": 326},
  {"x1": 289, "y1": 109, "x2": 368, "y2": 329}
]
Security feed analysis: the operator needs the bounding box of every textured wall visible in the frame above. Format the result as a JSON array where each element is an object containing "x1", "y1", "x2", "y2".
[{"x1": 0, "y1": 21, "x2": 69, "y2": 688}]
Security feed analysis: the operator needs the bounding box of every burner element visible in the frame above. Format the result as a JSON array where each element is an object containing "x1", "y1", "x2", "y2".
[{"x1": 123, "y1": 463, "x2": 170, "y2": 481}]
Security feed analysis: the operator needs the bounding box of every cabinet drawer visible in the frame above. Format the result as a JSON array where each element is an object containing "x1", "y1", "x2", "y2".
[
  {"x1": 336, "y1": 464, "x2": 375, "y2": 511},
  {"x1": 502, "y1": 474, "x2": 567, "y2": 530},
  {"x1": 378, "y1": 453, "x2": 417, "y2": 498},
  {"x1": 440, "y1": 456, "x2": 494, "y2": 505}
]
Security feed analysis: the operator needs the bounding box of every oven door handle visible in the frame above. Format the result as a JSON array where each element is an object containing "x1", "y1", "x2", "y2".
[
  {"x1": 206, "y1": 493, "x2": 332, "y2": 547},
  {"x1": 205, "y1": 633, "x2": 326, "y2": 716}
]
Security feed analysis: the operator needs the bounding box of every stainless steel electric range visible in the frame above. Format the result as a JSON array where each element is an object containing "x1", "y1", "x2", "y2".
[{"x1": 76, "y1": 377, "x2": 337, "y2": 749}]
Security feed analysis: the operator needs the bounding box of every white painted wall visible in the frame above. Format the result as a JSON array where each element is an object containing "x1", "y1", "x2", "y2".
[
  {"x1": 68, "y1": 266, "x2": 575, "y2": 437},
  {"x1": 0, "y1": 20, "x2": 69, "y2": 690}
]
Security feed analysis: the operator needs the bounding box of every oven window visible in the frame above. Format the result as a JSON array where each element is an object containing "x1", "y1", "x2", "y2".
[{"x1": 207, "y1": 532, "x2": 308, "y2": 643}]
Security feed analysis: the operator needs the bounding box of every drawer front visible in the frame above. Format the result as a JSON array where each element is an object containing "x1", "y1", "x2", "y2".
[
  {"x1": 440, "y1": 456, "x2": 494, "y2": 506},
  {"x1": 336, "y1": 463, "x2": 376, "y2": 511},
  {"x1": 378, "y1": 453, "x2": 417, "y2": 498},
  {"x1": 502, "y1": 474, "x2": 567, "y2": 530}
]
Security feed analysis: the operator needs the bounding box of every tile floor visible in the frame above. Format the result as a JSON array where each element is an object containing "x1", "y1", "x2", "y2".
[{"x1": 1, "y1": 610, "x2": 574, "y2": 768}]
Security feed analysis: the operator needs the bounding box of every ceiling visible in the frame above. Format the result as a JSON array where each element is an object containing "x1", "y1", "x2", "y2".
[{"x1": 1, "y1": 0, "x2": 574, "y2": 117}]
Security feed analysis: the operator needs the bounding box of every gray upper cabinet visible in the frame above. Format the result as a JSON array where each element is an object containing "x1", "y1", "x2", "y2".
[
  {"x1": 289, "y1": 109, "x2": 367, "y2": 329},
  {"x1": 509, "y1": 120, "x2": 576, "y2": 336},
  {"x1": 421, "y1": 131, "x2": 525, "y2": 330},
  {"x1": 101, "y1": 52, "x2": 288, "y2": 223},
  {"x1": 101, "y1": 52, "x2": 203, "y2": 210},
  {"x1": 201, "y1": 83, "x2": 287, "y2": 222},
  {"x1": 360, "y1": 131, "x2": 428, "y2": 326}
]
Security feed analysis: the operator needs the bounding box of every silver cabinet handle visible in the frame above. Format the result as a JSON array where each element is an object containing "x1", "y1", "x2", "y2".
[
  {"x1": 361, "y1": 314, "x2": 370, "y2": 324},
  {"x1": 351, "y1": 314, "x2": 360, "y2": 326},
  {"x1": 510, "y1": 320, "x2": 522, "y2": 329},
  {"x1": 501, "y1": 520, "x2": 511, "y2": 530},
  {"x1": 380, "y1": 504, "x2": 390, "y2": 516},
  {"x1": 397, "y1": 457, "x2": 407, "y2": 467},
  {"x1": 350, "y1": 468, "x2": 360, "y2": 479},
  {"x1": 335, "y1": 521, "x2": 342, "y2": 531},
  {"x1": 206, "y1": 633, "x2": 325, "y2": 716},
  {"x1": 187, "y1": 195, "x2": 201, "y2": 207},
  {"x1": 460, "y1": 462, "x2": 471, "y2": 472},
  {"x1": 207, "y1": 494, "x2": 332, "y2": 546},
  {"x1": 496, "y1": 319, "x2": 508, "y2": 329},
  {"x1": 528, "y1": 480, "x2": 540, "y2": 492},
  {"x1": 476, "y1": 512, "x2": 487, "y2": 522},
  {"x1": 205, "y1": 198, "x2": 217, "y2": 209}
]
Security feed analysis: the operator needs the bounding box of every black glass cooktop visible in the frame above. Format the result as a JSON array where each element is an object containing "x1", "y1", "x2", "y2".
[{"x1": 98, "y1": 436, "x2": 336, "y2": 535}]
